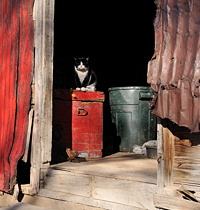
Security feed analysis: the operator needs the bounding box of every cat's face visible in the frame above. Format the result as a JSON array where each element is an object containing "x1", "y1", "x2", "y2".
[{"x1": 74, "y1": 57, "x2": 89, "y2": 71}]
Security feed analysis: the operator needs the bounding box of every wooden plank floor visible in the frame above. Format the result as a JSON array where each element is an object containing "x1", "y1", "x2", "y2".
[
  {"x1": 50, "y1": 152, "x2": 157, "y2": 184},
  {"x1": 39, "y1": 152, "x2": 157, "y2": 209}
]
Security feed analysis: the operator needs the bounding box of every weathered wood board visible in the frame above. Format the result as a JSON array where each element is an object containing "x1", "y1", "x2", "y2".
[
  {"x1": 42, "y1": 153, "x2": 157, "y2": 209},
  {"x1": 43, "y1": 169, "x2": 156, "y2": 209},
  {"x1": 174, "y1": 138, "x2": 200, "y2": 185},
  {"x1": 44, "y1": 170, "x2": 90, "y2": 198},
  {"x1": 154, "y1": 194, "x2": 200, "y2": 210},
  {"x1": 92, "y1": 176, "x2": 156, "y2": 209},
  {"x1": 156, "y1": 119, "x2": 200, "y2": 209},
  {"x1": 23, "y1": 0, "x2": 54, "y2": 195},
  {"x1": 39, "y1": 188, "x2": 143, "y2": 210}
]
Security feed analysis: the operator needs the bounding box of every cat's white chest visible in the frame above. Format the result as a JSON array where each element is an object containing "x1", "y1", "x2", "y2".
[{"x1": 75, "y1": 69, "x2": 87, "y2": 84}]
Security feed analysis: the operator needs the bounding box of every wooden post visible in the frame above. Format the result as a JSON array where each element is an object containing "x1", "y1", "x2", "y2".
[
  {"x1": 34, "y1": 0, "x2": 54, "y2": 187},
  {"x1": 21, "y1": 0, "x2": 54, "y2": 195},
  {"x1": 163, "y1": 123, "x2": 174, "y2": 188},
  {"x1": 157, "y1": 117, "x2": 164, "y2": 194},
  {"x1": 157, "y1": 118, "x2": 174, "y2": 194}
]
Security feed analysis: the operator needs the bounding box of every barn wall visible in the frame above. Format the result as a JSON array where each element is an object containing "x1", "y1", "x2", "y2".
[
  {"x1": 173, "y1": 130, "x2": 200, "y2": 186},
  {"x1": 158, "y1": 119, "x2": 200, "y2": 186},
  {"x1": 0, "y1": 0, "x2": 34, "y2": 192},
  {"x1": 155, "y1": 118, "x2": 200, "y2": 209}
]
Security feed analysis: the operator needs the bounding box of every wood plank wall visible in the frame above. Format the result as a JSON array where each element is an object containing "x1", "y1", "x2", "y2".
[
  {"x1": 156, "y1": 118, "x2": 200, "y2": 209},
  {"x1": 174, "y1": 137, "x2": 200, "y2": 185},
  {"x1": 158, "y1": 118, "x2": 200, "y2": 190}
]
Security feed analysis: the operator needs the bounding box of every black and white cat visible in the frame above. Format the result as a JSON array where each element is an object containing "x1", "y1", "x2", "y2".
[{"x1": 74, "y1": 57, "x2": 97, "y2": 91}]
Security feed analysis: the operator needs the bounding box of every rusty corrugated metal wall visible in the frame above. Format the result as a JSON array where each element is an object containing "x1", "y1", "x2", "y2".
[
  {"x1": 0, "y1": 0, "x2": 34, "y2": 192},
  {"x1": 148, "y1": 0, "x2": 200, "y2": 132}
]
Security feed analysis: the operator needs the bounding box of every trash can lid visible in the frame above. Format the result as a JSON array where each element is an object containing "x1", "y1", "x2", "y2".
[{"x1": 108, "y1": 86, "x2": 151, "y2": 91}]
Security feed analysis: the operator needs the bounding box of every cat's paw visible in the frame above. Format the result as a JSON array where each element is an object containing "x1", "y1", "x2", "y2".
[
  {"x1": 81, "y1": 87, "x2": 86, "y2": 92},
  {"x1": 76, "y1": 87, "x2": 81, "y2": 91},
  {"x1": 86, "y1": 87, "x2": 96, "y2": 92}
]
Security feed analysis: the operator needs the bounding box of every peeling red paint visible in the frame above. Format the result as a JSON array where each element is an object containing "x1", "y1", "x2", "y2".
[
  {"x1": 0, "y1": 0, "x2": 34, "y2": 192},
  {"x1": 54, "y1": 90, "x2": 104, "y2": 159}
]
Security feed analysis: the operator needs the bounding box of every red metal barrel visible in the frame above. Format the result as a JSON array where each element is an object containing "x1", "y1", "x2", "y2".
[{"x1": 54, "y1": 90, "x2": 105, "y2": 159}]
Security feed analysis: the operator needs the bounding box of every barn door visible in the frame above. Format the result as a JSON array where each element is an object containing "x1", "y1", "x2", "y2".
[{"x1": 0, "y1": 0, "x2": 34, "y2": 193}]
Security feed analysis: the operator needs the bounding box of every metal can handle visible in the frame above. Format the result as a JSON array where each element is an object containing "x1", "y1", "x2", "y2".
[
  {"x1": 139, "y1": 91, "x2": 153, "y2": 100},
  {"x1": 77, "y1": 108, "x2": 88, "y2": 116}
]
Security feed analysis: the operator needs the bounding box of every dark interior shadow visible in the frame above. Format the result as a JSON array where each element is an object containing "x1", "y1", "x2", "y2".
[
  {"x1": 51, "y1": 90, "x2": 72, "y2": 164},
  {"x1": 102, "y1": 122, "x2": 121, "y2": 157},
  {"x1": 161, "y1": 118, "x2": 200, "y2": 146}
]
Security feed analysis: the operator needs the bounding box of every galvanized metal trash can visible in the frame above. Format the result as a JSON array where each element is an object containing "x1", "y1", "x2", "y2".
[
  {"x1": 108, "y1": 86, "x2": 156, "y2": 152},
  {"x1": 54, "y1": 89, "x2": 105, "y2": 159}
]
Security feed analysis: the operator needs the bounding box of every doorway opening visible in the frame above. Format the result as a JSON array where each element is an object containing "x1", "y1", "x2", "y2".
[
  {"x1": 39, "y1": 2, "x2": 158, "y2": 208},
  {"x1": 52, "y1": 2, "x2": 156, "y2": 163}
]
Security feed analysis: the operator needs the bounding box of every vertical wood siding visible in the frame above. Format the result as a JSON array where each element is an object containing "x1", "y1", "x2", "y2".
[{"x1": 0, "y1": 0, "x2": 34, "y2": 193}]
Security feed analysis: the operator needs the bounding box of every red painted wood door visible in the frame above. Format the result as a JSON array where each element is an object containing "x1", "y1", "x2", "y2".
[{"x1": 0, "y1": 0, "x2": 34, "y2": 193}]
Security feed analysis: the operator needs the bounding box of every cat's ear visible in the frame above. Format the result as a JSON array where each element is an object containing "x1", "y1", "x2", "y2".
[
  {"x1": 74, "y1": 57, "x2": 77, "y2": 61},
  {"x1": 86, "y1": 57, "x2": 89, "y2": 61}
]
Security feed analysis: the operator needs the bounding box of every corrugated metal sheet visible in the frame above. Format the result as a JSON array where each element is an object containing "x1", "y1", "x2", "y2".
[
  {"x1": 147, "y1": 0, "x2": 200, "y2": 132},
  {"x1": 0, "y1": 0, "x2": 34, "y2": 192}
]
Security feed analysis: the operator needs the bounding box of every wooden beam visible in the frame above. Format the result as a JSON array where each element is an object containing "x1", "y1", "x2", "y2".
[
  {"x1": 163, "y1": 122, "x2": 175, "y2": 187},
  {"x1": 157, "y1": 118, "x2": 175, "y2": 194},
  {"x1": 43, "y1": 169, "x2": 156, "y2": 209},
  {"x1": 23, "y1": 0, "x2": 54, "y2": 195},
  {"x1": 42, "y1": 0, "x2": 54, "y2": 165},
  {"x1": 27, "y1": 0, "x2": 43, "y2": 195},
  {"x1": 157, "y1": 117, "x2": 164, "y2": 194}
]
